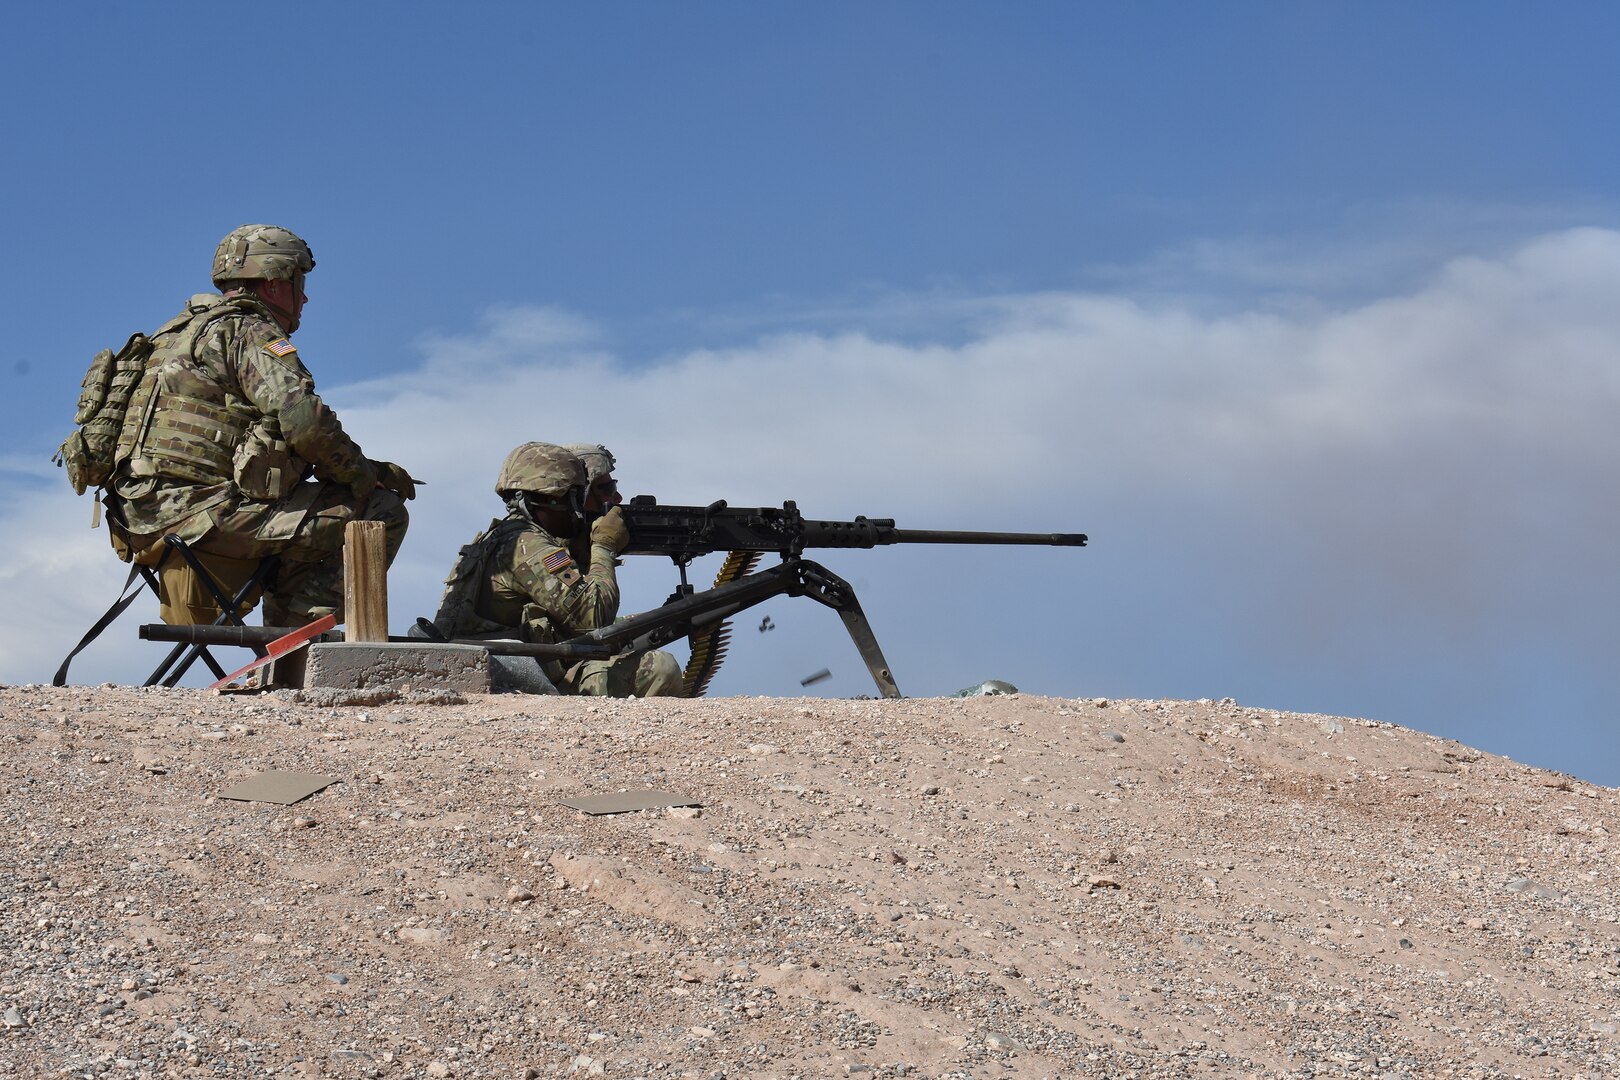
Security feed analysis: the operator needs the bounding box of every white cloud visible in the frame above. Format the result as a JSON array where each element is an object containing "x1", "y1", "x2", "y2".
[{"x1": 8, "y1": 229, "x2": 1619, "y2": 780}]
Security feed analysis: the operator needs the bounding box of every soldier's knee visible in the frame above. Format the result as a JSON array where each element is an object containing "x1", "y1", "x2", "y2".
[{"x1": 637, "y1": 650, "x2": 684, "y2": 697}]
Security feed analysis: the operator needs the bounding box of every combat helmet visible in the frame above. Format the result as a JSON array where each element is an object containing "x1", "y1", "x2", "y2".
[
  {"x1": 564, "y1": 443, "x2": 617, "y2": 484},
  {"x1": 211, "y1": 224, "x2": 315, "y2": 287},
  {"x1": 496, "y1": 442, "x2": 586, "y2": 498}
]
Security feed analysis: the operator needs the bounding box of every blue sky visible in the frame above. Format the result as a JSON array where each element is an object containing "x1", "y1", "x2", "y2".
[{"x1": 3, "y1": 4, "x2": 1619, "y2": 784}]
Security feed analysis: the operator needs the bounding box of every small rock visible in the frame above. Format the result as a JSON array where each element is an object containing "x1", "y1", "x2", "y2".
[
  {"x1": 397, "y1": 927, "x2": 450, "y2": 945},
  {"x1": 1100, "y1": 730, "x2": 1125, "y2": 744},
  {"x1": 1098, "y1": 847, "x2": 1117, "y2": 864},
  {"x1": 251, "y1": 933, "x2": 279, "y2": 945},
  {"x1": 1464, "y1": 918, "x2": 1488, "y2": 930},
  {"x1": 920, "y1": 785, "x2": 940, "y2": 796},
  {"x1": 1506, "y1": 878, "x2": 1565, "y2": 901},
  {"x1": 4, "y1": 1007, "x2": 24, "y2": 1028},
  {"x1": 326, "y1": 973, "x2": 349, "y2": 985},
  {"x1": 985, "y1": 1031, "x2": 1022, "y2": 1050},
  {"x1": 1087, "y1": 875, "x2": 1120, "y2": 890},
  {"x1": 667, "y1": 805, "x2": 702, "y2": 820},
  {"x1": 690, "y1": 1025, "x2": 716, "y2": 1038},
  {"x1": 954, "y1": 679, "x2": 1018, "y2": 697},
  {"x1": 748, "y1": 743, "x2": 783, "y2": 756},
  {"x1": 506, "y1": 886, "x2": 536, "y2": 903},
  {"x1": 291, "y1": 816, "x2": 316, "y2": 829},
  {"x1": 1320, "y1": 719, "x2": 1345, "y2": 735},
  {"x1": 425, "y1": 1063, "x2": 452, "y2": 1078}
]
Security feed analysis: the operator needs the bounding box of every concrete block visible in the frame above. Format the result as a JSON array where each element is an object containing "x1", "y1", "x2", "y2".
[{"x1": 302, "y1": 642, "x2": 490, "y2": 693}]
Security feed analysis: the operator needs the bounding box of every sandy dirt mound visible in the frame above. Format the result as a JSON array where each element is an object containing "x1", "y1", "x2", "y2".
[{"x1": 1, "y1": 685, "x2": 1615, "y2": 1078}]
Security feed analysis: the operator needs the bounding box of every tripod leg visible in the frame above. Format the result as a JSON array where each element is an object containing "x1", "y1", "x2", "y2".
[
  {"x1": 791, "y1": 559, "x2": 903, "y2": 699},
  {"x1": 836, "y1": 605, "x2": 902, "y2": 699}
]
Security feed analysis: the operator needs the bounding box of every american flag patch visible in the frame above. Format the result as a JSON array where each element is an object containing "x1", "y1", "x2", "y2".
[
  {"x1": 542, "y1": 549, "x2": 576, "y2": 576},
  {"x1": 264, "y1": 338, "x2": 297, "y2": 357}
]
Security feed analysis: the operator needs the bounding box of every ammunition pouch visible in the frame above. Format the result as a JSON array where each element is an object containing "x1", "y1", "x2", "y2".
[{"x1": 232, "y1": 418, "x2": 306, "y2": 502}]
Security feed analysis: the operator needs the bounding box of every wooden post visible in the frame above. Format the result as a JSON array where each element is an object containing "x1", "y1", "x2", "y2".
[{"x1": 343, "y1": 520, "x2": 389, "y2": 642}]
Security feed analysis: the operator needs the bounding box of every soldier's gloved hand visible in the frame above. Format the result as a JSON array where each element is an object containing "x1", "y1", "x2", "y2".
[
  {"x1": 370, "y1": 460, "x2": 419, "y2": 501},
  {"x1": 589, "y1": 505, "x2": 630, "y2": 553}
]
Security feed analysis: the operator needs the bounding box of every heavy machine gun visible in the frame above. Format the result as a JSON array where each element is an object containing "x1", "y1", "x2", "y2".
[{"x1": 612, "y1": 497, "x2": 1086, "y2": 698}]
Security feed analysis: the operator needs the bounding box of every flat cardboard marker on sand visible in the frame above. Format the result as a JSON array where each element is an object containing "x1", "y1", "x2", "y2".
[
  {"x1": 219, "y1": 771, "x2": 341, "y2": 805},
  {"x1": 561, "y1": 790, "x2": 701, "y2": 816}
]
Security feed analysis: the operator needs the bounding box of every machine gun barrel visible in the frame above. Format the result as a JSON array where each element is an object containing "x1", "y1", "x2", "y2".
[{"x1": 888, "y1": 529, "x2": 1087, "y2": 547}]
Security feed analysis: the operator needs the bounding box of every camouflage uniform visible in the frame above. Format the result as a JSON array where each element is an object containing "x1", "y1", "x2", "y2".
[
  {"x1": 434, "y1": 443, "x2": 679, "y2": 697},
  {"x1": 108, "y1": 227, "x2": 409, "y2": 625}
]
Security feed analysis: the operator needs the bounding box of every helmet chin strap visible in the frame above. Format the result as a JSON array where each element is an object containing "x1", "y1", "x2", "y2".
[
  {"x1": 257, "y1": 287, "x2": 300, "y2": 333},
  {"x1": 562, "y1": 486, "x2": 587, "y2": 529}
]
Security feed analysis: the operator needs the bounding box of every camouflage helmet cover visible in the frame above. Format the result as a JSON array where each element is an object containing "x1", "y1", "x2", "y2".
[
  {"x1": 496, "y1": 442, "x2": 586, "y2": 497},
  {"x1": 211, "y1": 224, "x2": 315, "y2": 286},
  {"x1": 563, "y1": 443, "x2": 617, "y2": 484}
]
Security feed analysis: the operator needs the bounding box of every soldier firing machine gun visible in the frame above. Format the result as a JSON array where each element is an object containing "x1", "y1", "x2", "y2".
[{"x1": 145, "y1": 497, "x2": 1086, "y2": 698}]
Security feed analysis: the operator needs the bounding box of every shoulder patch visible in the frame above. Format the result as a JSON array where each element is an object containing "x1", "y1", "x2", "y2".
[
  {"x1": 541, "y1": 548, "x2": 582, "y2": 586},
  {"x1": 263, "y1": 338, "x2": 298, "y2": 357}
]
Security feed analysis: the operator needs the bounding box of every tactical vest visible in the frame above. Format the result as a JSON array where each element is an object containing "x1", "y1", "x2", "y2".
[
  {"x1": 115, "y1": 296, "x2": 310, "y2": 509},
  {"x1": 433, "y1": 517, "x2": 536, "y2": 639}
]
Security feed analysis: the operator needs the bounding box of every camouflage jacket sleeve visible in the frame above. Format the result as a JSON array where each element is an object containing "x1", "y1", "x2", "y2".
[
  {"x1": 207, "y1": 315, "x2": 378, "y2": 494},
  {"x1": 508, "y1": 533, "x2": 621, "y2": 636}
]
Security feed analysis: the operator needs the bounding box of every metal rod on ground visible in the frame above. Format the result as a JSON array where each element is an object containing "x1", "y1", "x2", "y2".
[
  {"x1": 343, "y1": 520, "x2": 389, "y2": 642},
  {"x1": 138, "y1": 624, "x2": 618, "y2": 661}
]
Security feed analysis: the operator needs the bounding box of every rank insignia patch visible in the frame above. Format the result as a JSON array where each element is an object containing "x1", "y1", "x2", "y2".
[{"x1": 264, "y1": 338, "x2": 298, "y2": 357}]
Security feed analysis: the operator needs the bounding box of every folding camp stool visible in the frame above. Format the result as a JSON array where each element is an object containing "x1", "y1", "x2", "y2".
[
  {"x1": 52, "y1": 535, "x2": 278, "y2": 688},
  {"x1": 143, "y1": 536, "x2": 279, "y2": 687}
]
